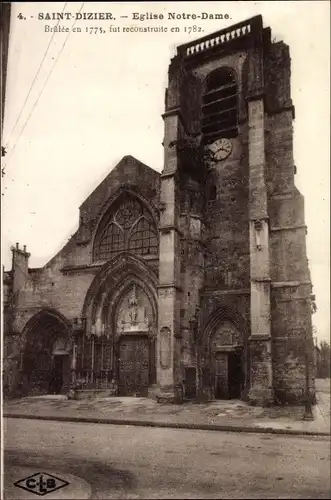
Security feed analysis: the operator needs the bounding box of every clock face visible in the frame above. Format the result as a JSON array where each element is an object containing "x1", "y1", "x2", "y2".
[{"x1": 209, "y1": 138, "x2": 232, "y2": 161}]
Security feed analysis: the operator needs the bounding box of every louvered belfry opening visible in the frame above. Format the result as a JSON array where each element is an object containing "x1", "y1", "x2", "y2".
[{"x1": 202, "y1": 68, "x2": 238, "y2": 143}]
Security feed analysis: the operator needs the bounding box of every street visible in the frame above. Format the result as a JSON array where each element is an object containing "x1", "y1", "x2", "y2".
[{"x1": 4, "y1": 418, "x2": 331, "y2": 499}]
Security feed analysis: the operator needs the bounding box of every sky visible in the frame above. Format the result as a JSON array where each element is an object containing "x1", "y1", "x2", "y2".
[{"x1": 1, "y1": 1, "x2": 330, "y2": 342}]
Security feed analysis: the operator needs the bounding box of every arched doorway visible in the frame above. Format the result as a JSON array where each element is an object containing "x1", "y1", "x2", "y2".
[
  {"x1": 115, "y1": 283, "x2": 155, "y2": 396},
  {"x1": 79, "y1": 253, "x2": 158, "y2": 396},
  {"x1": 210, "y1": 321, "x2": 244, "y2": 399},
  {"x1": 22, "y1": 311, "x2": 72, "y2": 396},
  {"x1": 199, "y1": 309, "x2": 249, "y2": 401}
]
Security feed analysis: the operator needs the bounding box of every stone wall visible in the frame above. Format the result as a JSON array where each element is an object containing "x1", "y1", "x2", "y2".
[
  {"x1": 264, "y1": 44, "x2": 314, "y2": 403},
  {"x1": 177, "y1": 26, "x2": 314, "y2": 405},
  {"x1": 204, "y1": 133, "x2": 250, "y2": 291},
  {"x1": 4, "y1": 19, "x2": 315, "y2": 405},
  {"x1": 4, "y1": 158, "x2": 161, "y2": 399}
]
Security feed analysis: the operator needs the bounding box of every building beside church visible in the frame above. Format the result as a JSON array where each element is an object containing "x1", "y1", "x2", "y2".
[{"x1": 3, "y1": 15, "x2": 316, "y2": 405}]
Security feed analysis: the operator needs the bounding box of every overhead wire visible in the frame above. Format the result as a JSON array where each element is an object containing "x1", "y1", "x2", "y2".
[
  {"x1": 5, "y1": 2, "x2": 68, "y2": 147},
  {"x1": 4, "y1": 2, "x2": 85, "y2": 168}
]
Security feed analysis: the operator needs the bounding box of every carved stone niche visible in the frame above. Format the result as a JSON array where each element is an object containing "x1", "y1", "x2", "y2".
[
  {"x1": 210, "y1": 321, "x2": 242, "y2": 352},
  {"x1": 254, "y1": 219, "x2": 263, "y2": 232},
  {"x1": 116, "y1": 284, "x2": 153, "y2": 335},
  {"x1": 160, "y1": 326, "x2": 172, "y2": 369},
  {"x1": 254, "y1": 219, "x2": 263, "y2": 251}
]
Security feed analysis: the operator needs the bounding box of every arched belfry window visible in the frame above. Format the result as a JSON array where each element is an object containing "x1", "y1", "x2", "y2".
[
  {"x1": 201, "y1": 68, "x2": 238, "y2": 143},
  {"x1": 93, "y1": 195, "x2": 158, "y2": 262}
]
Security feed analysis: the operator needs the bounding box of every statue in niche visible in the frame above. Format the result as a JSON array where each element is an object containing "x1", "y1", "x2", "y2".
[
  {"x1": 128, "y1": 285, "x2": 138, "y2": 325},
  {"x1": 117, "y1": 284, "x2": 151, "y2": 333},
  {"x1": 129, "y1": 308, "x2": 138, "y2": 324}
]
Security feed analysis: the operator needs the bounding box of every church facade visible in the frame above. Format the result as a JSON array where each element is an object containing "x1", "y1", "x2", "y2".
[{"x1": 3, "y1": 16, "x2": 316, "y2": 405}]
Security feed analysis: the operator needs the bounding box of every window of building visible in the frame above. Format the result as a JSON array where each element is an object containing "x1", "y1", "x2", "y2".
[
  {"x1": 93, "y1": 195, "x2": 158, "y2": 262},
  {"x1": 96, "y1": 223, "x2": 125, "y2": 261},
  {"x1": 129, "y1": 218, "x2": 158, "y2": 256},
  {"x1": 202, "y1": 68, "x2": 238, "y2": 143}
]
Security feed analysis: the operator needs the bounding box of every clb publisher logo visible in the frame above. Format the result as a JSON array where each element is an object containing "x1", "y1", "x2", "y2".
[{"x1": 14, "y1": 472, "x2": 69, "y2": 496}]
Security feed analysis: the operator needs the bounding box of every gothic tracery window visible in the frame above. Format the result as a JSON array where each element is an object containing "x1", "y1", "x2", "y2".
[
  {"x1": 93, "y1": 195, "x2": 158, "y2": 261},
  {"x1": 129, "y1": 218, "x2": 158, "y2": 256},
  {"x1": 96, "y1": 223, "x2": 125, "y2": 260},
  {"x1": 202, "y1": 68, "x2": 238, "y2": 143}
]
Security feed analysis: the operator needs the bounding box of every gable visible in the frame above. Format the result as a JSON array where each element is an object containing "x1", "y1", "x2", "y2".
[{"x1": 77, "y1": 155, "x2": 160, "y2": 245}]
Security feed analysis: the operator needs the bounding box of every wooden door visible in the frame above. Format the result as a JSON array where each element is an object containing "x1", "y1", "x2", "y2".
[{"x1": 118, "y1": 336, "x2": 149, "y2": 396}]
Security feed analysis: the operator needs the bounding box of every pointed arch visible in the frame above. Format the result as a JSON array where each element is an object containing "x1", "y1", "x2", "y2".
[
  {"x1": 22, "y1": 308, "x2": 72, "y2": 340},
  {"x1": 92, "y1": 189, "x2": 159, "y2": 263},
  {"x1": 109, "y1": 276, "x2": 157, "y2": 333},
  {"x1": 21, "y1": 308, "x2": 72, "y2": 396},
  {"x1": 82, "y1": 252, "x2": 158, "y2": 334},
  {"x1": 78, "y1": 252, "x2": 158, "y2": 394},
  {"x1": 200, "y1": 304, "x2": 249, "y2": 353},
  {"x1": 198, "y1": 305, "x2": 250, "y2": 400}
]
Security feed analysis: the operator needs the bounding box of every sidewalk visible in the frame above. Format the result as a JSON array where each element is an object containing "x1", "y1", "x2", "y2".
[{"x1": 4, "y1": 379, "x2": 330, "y2": 437}]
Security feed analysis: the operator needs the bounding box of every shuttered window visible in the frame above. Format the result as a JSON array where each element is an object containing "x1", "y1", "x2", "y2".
[{"x1": 202, "y1": 68, "x2": 238, "y2": 143}]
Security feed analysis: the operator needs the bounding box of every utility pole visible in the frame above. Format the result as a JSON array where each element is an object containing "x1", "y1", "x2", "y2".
[
  {"x1": 303, "y1": 332, "x2": 314, "y2": 420},
  {"x1": 303, "y1": 297, "x2": 314, "y2": 421}
]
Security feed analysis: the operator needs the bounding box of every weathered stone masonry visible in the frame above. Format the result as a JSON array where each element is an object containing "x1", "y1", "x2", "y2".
[{"x1": 3, "y1": 16, "x2": 315, "y2": 405}]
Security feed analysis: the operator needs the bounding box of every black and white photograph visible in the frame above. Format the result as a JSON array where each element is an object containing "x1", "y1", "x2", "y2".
[{"x1": 1, "y1": 1, "x2": 330, "y2": 498}]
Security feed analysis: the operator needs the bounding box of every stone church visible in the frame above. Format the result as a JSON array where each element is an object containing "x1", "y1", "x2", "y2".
[{"x1": 3, "y1": 15, "x2": 315, "y2": 405}]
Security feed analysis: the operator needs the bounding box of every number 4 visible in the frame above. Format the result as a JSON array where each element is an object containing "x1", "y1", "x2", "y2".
[{"x1": 17, "y1": 13, "x2": 24, "y2": 20}]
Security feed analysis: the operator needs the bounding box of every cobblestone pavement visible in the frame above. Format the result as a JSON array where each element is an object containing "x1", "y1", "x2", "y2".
[{"x1": 4, "y1": 379, "x2": 330, "y2": 435}]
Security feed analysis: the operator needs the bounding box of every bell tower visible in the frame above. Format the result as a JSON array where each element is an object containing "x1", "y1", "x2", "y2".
[{"x1": 157, "y1": 15, "x2": 314, "y2": 405}]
